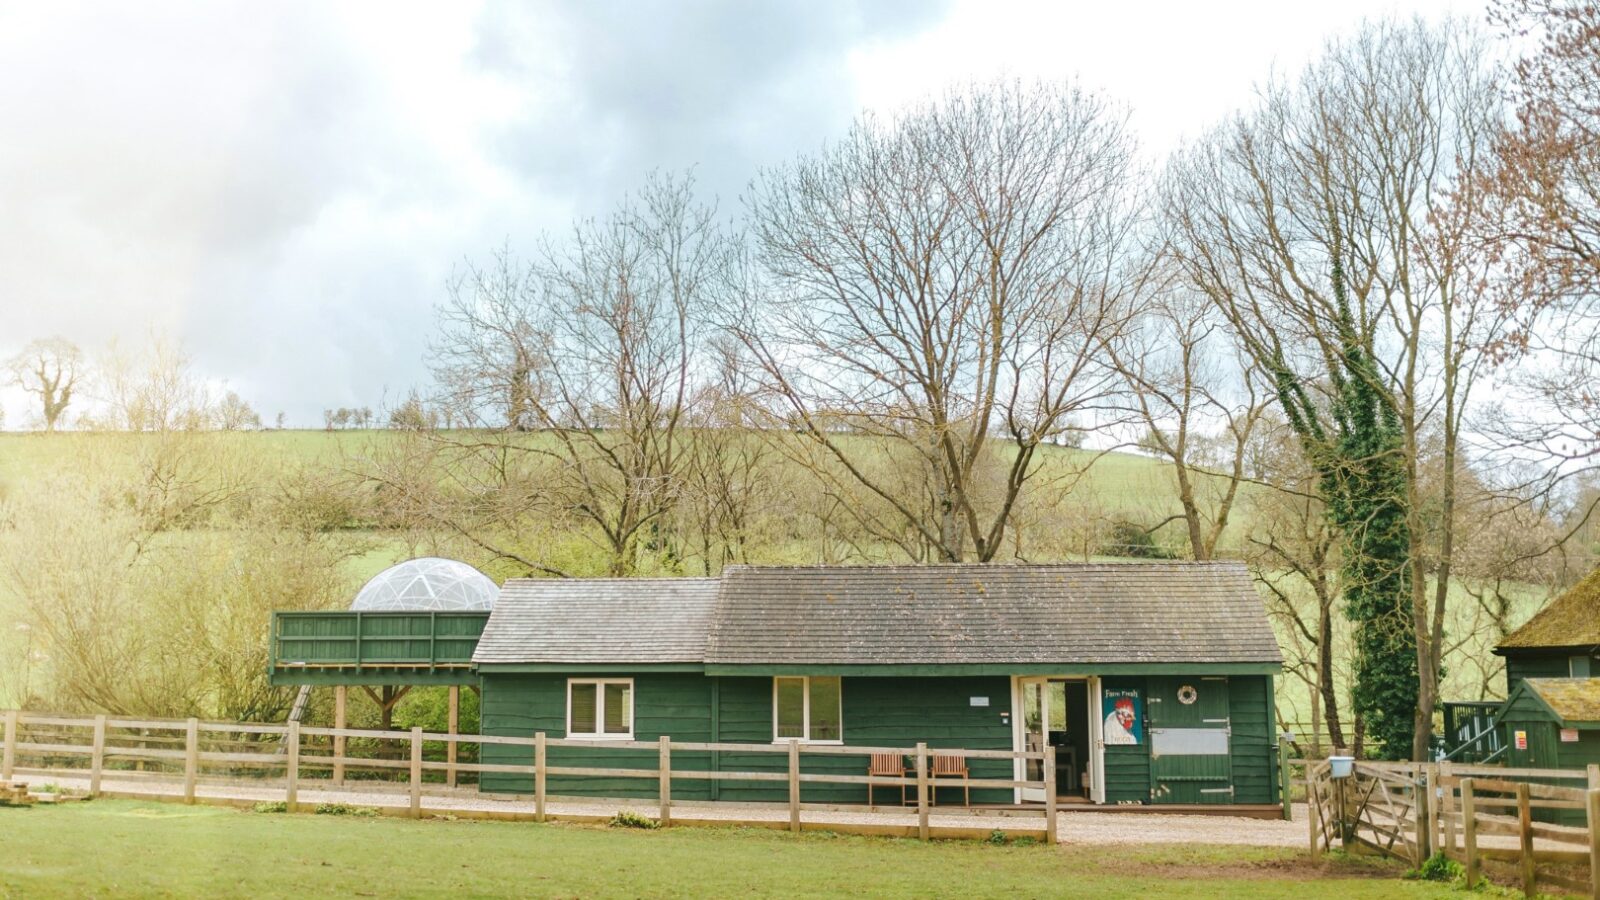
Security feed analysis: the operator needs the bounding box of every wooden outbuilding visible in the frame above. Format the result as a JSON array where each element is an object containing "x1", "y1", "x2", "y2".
[{"x1": 467, "y1": 562, "x2": 1285, "y2": 809}]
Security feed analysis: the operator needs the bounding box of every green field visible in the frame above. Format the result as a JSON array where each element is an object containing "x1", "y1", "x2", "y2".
[{"x1": 0, "y1": 800, "x2": 1456, "y2": 899}]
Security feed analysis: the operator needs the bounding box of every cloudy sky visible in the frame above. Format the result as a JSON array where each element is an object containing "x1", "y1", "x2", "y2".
[{"x1": 0, "y1": 0, "x2": 1482, "y2": 427}]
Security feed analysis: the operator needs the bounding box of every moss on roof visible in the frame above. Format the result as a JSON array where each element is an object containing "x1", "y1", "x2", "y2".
[
  {"x1": 1500, "y1": 568, "x2": 1600, "y2": 650},
  {"x1": 1525, "y1": 678, "x2": 1600, "y2": 724}
]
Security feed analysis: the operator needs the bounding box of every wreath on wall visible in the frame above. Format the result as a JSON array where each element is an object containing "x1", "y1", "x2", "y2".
[{"x1": 1176, "y1": 684, "x2": 1199, "y2": 705}]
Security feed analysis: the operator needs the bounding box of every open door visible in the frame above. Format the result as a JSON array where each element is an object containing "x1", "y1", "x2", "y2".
[{"x1": 1016, "y1": 677, "x2": 1051, "y2": 802}]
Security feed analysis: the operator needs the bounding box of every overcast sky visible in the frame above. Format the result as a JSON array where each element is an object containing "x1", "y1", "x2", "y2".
[{"x1": 0, "y1": 0, "x2": 1483, "y2": 427}]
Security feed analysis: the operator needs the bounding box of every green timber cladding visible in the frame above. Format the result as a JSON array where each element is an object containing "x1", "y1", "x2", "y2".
[
  {"x1": 472, "y1": 562, "x2": 1284, "y2": 806},
  {"x1": 1497, "y1": 677, "x2": 1600, "y2": 824},
  {"x1": 270, "y1": 611, "x2": 487, "y2": 686}
]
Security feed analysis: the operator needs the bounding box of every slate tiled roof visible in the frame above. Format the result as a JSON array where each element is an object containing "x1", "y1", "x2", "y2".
[
  {"x1": 473, "y1": 577, "x2": 719, "y2": 664},
  {"x1": 1500, "y1": 568, "x2": 1600, "y2": 650},
  {"x1": 705, "y1": 562, "x2": 1281, "y2": 666},
  {"x1": 1525, "y1": 678, "x2": 1600, "y2": 724}
]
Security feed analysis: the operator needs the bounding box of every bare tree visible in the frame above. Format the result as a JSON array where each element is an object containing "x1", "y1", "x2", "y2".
[
  {"x1": 1164, "y1": 19, "x2": 1506, "y2": 758},
  {"x1": 97, "y1": 335, "x2": 214, "y2": 432},
  {"x1": 6, "y1": 337, "x2": 82, "y2": 432},
  {"x1": 730, "y1": 79, "x2": 1145, "y2": 563},
  {"x1": 433, "y1": 171, "x2": 734, "y2": 575},
  {"x1": 1107, "y1": 284, "x2": 1271, "y2": 560}
]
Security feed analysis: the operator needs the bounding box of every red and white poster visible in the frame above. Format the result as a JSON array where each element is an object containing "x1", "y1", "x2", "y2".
[
  {"x1": 1514, "y1": 730, "x2": 1528, "y2": 750},
  {"x1": 1560, "y1": 728, "x2": 1579, "y2": 743}
]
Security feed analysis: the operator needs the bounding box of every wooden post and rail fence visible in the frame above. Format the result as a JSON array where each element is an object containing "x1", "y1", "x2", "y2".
[
  {"x1": 1, "y1": 709, "x2": 1057, "y2": 844},
  {"x1": 1286, "y1": 751, "x2": 1600, "y2": 898}
]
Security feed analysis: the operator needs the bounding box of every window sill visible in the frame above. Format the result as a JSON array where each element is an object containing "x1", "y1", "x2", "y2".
[
  {"x1": 566, "y1": 733, "x2": 636, "y2": 741},
  {"x1": 771, "y1": 739, "x2": 844, "y2": 746}
]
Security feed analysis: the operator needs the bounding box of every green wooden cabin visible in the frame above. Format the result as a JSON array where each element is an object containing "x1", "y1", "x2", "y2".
[
  {"x1": 1441, "y1": 570, "x2": 1600, "y2": 764},
  {"x1": 1496, "y1": 569, "x2": 1600, "y2": 691},
  {"x1": 469, "y1": 562, "x2": 1285, "y2": 809},
  {"x1": 1498, "y1": 677, "x2": 1600, "y2": 823}
]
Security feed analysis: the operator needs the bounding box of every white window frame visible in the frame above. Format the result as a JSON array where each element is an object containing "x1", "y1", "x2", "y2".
[
  {"x1": 566, "y1": 677, "x2": 634, "y2": 741},
  {"x1": 771, "y1": 675, "x2": 843, "y2": 744}
]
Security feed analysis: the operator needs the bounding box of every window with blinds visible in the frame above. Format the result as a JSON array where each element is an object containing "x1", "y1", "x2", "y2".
[{"x1": 567, "y1": 678, "x2": 633, "y2": 739}]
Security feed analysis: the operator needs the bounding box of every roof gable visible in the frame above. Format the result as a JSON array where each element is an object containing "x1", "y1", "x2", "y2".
[
  {"x1": 1522, "y1": 678, "x2": 1600, "y2": 725},
  {"x1": 1500, "y1": 569, "x2": 1600, "y2": 651}
]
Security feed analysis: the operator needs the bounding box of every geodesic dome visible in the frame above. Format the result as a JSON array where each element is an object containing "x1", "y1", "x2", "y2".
[{"x1": 350, "y1": 558, "x2": 499, "y2": 612}]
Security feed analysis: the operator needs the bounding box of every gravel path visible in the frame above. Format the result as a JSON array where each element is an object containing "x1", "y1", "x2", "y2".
[{"x1": 21, "y1": 771, "x2": 1309, "y2": 847}]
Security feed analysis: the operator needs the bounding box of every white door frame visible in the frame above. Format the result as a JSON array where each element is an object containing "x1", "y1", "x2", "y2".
[{"x1": 1011, "y1": 675, "x2": 1104, "y2": 805}]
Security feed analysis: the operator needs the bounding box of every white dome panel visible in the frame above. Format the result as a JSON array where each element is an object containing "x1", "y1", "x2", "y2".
[{"x1": 351, "y1": 558, "x2": 499, "y2": 611}]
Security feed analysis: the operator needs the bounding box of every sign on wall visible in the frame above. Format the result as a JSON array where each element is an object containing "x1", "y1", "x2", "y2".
[
  {"x1": 1560, "y1": 728, "x2": 1579, "y2": 743},
  {"x1": 1102, "y1": 688, "x2": 1143, "y2": 745},
  {"x1": 1514, "y1": 729, "x2": 1528, "y2": 750}
]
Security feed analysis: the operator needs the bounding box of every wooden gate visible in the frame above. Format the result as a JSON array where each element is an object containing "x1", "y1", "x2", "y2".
[{"x1": 1306, "y1": 761, "x2": 1430, "y2": 865}]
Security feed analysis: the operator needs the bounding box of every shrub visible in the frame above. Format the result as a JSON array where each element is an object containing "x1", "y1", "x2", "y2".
[
  {"x1": 314, "y1": 803, "x2": 377, "y2": 817},
  {"x1": 607, "y1": 810, "x2": 660, "y2": 829},
  {"x1": 252, "y1": 801, "x2": 288, "y2": 814},
  {"x1": 1406, "y1": 853, "x2": 1461, "y2": 882},
  {"x1": 986, "y1": 829, "x2": 1008, "y2": 845},
  {"x1": 1103, "y1": 520, "x2": 1175, "y2": 559}
]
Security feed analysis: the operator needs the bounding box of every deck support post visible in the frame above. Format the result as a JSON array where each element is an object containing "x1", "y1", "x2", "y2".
[
  {"x1": 89, "y1": 714, "x2": 106, "y2": 797},
  {"x1": 659, "y1": 735, "x2": 672, "y2": 826},
  {"x1": 1461, "y1": 778, "x2": 1478, "y2": 889},
  {"x1": 183, "y1": 718, "x2": 199, "y2": 805},
  {"x1": 1, "y1": 710, "x2": 15, "y2": 780},
  {"x1": 788, "y1": 739, "x2": 801, "y2": 834},
  {"x1": 1516, "y1": 783, "x2": 1534, "y2": 897},
  {"x1": 333, "y1": 686, "x2": 347, "y2": 786},
  {"x1": 1043, "y1": 744, "x2": 1058, "y2": 845},
  {"x1": 447, "y1": 686, "x2": 459, "y2": 789},
  {"x1": 915, "y1": 742, "x2": 929, "y2": 842},
  {"x1": 409, "y1": 727, "x2": 423, "y2": 819},
  {"x1": 286, "y1": 720, "x2": 300, "y2": 813},
  {"x1": 534, "y1": 732, "x2": 547, "y2": 823}
]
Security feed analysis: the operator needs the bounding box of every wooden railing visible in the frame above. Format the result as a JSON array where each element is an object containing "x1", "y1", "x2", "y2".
[
  {"x1": 1302, "y1": 757, "x2": 1600, "y2": 897},
  {"x1": 1, "y1": 710, "x2": 1057, "y2": 844}
]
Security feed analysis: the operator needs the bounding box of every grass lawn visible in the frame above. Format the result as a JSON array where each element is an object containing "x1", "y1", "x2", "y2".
[{"x1": 0, "y1": 800, "x2": 1463, "y2": 899}]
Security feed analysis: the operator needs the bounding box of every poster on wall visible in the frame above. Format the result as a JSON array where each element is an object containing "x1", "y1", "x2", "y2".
[{"x1": 1102, "y1": 688, "x2": 1143, "y2": 745}]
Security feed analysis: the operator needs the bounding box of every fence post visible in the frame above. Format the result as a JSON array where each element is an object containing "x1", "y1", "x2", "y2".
[
  {"x1": 1587, "y1": 788, "x2": 1600, "y2": 900},
  {"x1": 1043, "y1": 744, "x2": 1058, "y2": 845},
  {"x1": 1461, "y1": 778, "x2": 1479, "y2": 888},
  {"x1": 658, "y1": 735, "x2": 672, "y2": 827},
  {"x1": 333, "y1": 685, "x2": 346, "y2": 786},
  {"x1": 1589, "y1": 763, "x2": 1600, "y2": 791},
  {"x1": 915, "y1": 742, "x2": 929, "y2": 842},
  {"x1": 286, "y1": 720, "x2": 300, "y2": 813},
  {"x1": 183, "y1": 718, "x2": 199, "y2": 805},
  {"x1": 1278, "y1": 737, "x2": 1293, "y2": 822},
  {"x1": 534, "y1": 732, "x2": 547, "y2": 823},
  {"x1": 89, "y1": 714, "x2": 106, "y2": 797},
  {"x1": 1440, "y1": 761, "x2": 1456, "y2": 856},
  {"x1": 1412, "y1": 769, "x2": 1430, "y2": 865},
  {"x1": 447, "y1": 685, "x2": 459, "y2": 789},
  {"x1": 788, "y1": 739, "x2": 801, "y2": 834},
  {"x1": 1517, "y1": 782, "x2": 1535, "y2": 898},
  {"x1": 1308, "y1": 769, "x2": 1321, "y2": 855},
  {"x1": 409, "y1": 727, "x2": 423, "y2": 819},
  {"x1": 1, "y1": 710, "x2": 15, "y2": 781}
]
